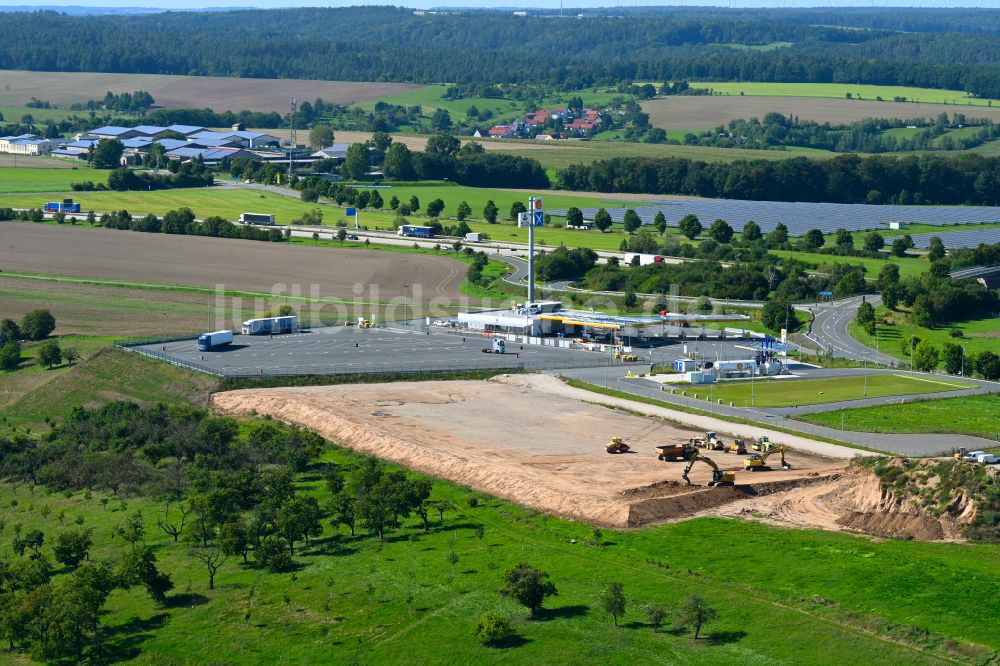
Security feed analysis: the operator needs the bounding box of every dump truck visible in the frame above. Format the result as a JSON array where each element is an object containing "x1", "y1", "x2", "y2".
[
  {"x1": 196, "y1": 330, "x2": 233, "y2": 351},
  {"x1": 744, "y1": 446, "x2": 791, "y2": 471},
  {"x1": 607, "y1": 437, "x2": 630, "y2": 454},
  {"x1": 681, "y1": 453, "x2": 735, "y2": 486},
  {"x1": 656, "y1": 442, "x2": 696, "y2": 462}
]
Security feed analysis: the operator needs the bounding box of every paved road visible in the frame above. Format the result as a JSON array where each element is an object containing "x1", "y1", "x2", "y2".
[
  {"x1": 557, "y1": 365, "x2": 998, "y2": 455},
  {"x1": 804, "y1": 295, "x2": 895, "y2": 365}
]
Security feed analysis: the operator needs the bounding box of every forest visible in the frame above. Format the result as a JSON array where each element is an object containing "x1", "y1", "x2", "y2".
[
  {"x1": 557, "y1": 153, "x2": 1000, "y2": 205},
  {"x1": 7, "y1": 8, "x2": 1000, "y2": 96}
]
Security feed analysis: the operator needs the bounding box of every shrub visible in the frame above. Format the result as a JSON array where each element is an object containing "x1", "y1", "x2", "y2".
[{"x1": 473, "y1": 611, "x2": 516, "y2": 646}]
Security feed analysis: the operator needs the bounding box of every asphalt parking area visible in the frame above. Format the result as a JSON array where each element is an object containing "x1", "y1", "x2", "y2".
[{"x1": 133, "y1": 326, "x2": 610, "y2": 376}]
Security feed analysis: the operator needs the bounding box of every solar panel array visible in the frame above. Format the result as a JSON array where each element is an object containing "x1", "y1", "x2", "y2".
[
  {"x1": 909, "y1": 227, "x2": 1000, "y2": 249},
  {"x1": 549, "y1": 198, "x2": 1000, "y2": 236}
]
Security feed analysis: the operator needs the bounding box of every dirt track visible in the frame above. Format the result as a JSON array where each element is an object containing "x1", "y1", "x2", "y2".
[
  {"x1": 0, "y1": 70, "x2": 421, "y2": 114},
  {"x1": 643, "y1": 95, "x2": 1000, "y2": 129},
  {"x1": 0, "y1": 223, "x2": 466, "y2": 300},
  {"x1": 211, "y1": 374, "x2": 845, "y2": 527}
]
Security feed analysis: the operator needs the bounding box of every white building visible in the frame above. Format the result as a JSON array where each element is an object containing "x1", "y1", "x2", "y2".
[{"x1": 0, "y1": 134, "x2": 54, "y2": 155}]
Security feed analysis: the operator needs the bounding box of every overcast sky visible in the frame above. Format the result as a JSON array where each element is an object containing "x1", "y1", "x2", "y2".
[{"x1": 9, "y1": 1, "x2": 1000, "y2": 10}]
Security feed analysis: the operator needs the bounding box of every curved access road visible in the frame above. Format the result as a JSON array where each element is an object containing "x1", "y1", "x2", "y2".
[{"x1": 804, "y1": 295, "x2": 896, "y2": 365}]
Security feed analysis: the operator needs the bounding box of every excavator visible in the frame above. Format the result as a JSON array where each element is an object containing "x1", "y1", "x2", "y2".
[
  {"x1": 681, "y1": 453, "x2": 736, "y2": 486},
  {"x1": 744, "y1": 446, "x2": 791, "y2": 471},
  {"x1": 607, "y1": 437, "x2": 631, "y2": 454}
]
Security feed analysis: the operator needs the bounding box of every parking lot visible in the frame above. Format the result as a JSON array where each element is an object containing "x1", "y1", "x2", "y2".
[{"x1": 131, "y1": 325, "x2": 615, "y2": 377}]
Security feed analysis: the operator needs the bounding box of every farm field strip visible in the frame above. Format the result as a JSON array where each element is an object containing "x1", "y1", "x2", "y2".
[
  {"x1": 0, "y1": 69, "x2": 424, "y2": 113},
  {"x1": 687, "y1": 82, "x2": 1000, "y2": 106}
]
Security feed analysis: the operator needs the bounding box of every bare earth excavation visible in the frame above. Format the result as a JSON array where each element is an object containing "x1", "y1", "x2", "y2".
[{"x1": 212, "y1": 374, "x2": 848, "y2": 528}]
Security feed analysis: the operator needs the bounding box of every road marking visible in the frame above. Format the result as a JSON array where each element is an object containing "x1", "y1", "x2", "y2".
[{"x1": 892, "y1": 374, "x2": 971, "y2": 389}]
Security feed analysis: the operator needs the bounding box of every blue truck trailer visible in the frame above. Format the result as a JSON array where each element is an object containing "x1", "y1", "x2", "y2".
[{"x1": 197, "y1": 330, "x2": 234, "y2": 351}]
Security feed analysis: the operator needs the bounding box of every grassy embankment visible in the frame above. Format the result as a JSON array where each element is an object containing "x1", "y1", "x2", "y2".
[
  {"x1": 686, "y1": 373, "x2": 974, "y2": 409},
  {"x1": 848, "y1": 305, "x2": 1000, "y2": 367},
  {"x1": 799, "y1": 393, "x2": 1000, "y2": 441}
]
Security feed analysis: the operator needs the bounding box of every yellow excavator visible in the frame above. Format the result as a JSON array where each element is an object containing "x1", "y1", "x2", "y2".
[
  {"x1": 744, "y1": 446, "x2": 791, "y2": 471},
  {"x1": 607, "y1": 437, "x2": 631, "y2": 454},
  {"x1": 681, "y1": 453, "x2": 736, "y2": 486}
]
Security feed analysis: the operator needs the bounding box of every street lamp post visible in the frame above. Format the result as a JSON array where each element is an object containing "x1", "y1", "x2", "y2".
[
  {"x1": 961, "y1": 345, "x2": 966, "y2": 376},
  {"x1": 863, "y1": 352, "x2": 868, "y2": 398},
  {"x1": 750, "y1": 365, "x2": 755, "y2": 407},
  {"x1": 161, "y1": 312, "x2": 166, "y2": 351},
  {"x1": 403, "y1": 284, "x2": 411, "y2": 329}
]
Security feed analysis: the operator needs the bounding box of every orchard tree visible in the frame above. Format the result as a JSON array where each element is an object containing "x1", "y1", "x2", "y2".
[
  {"x1": 599, "y1": 581, "x2": 627, "y2": 627},
  {"x1": 0, "y1": 342, "x2": 21, "y2": 371},
  {"x1": 677, "y1": 594, "x2": 717, "y2": 640},
  {"x1": 473, "y1": 611, "x2": 516, "y2": 646},
  {"x1": 52, "y1": 529, "x2": 92, "y2": 568},
  {"x1": 36, "y1": 341, "x2": 62, "y2": 369},
  {"x1": 509, "y1": 201, "x2": 526, "y2": 221},
  {"x1": 742, "y1": 220, "x2": 762, "y2": 241},
  {"x1": 456, "y1": 201, "x2": 472, "y2": 221},
  {"x1": 189, "y1": 546, "x2": 227, "y2": 590},
  {"x1": 834, "y1": 227, "x2": 853, "y2": 246},
  {"x1": 499, "y1": 562, "x2": 557, "y2": 618}
]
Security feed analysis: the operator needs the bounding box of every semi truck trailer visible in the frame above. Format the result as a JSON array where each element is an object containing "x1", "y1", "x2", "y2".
[
  {"x1": 241, "y1": 315, "x2": 299, "y2": 335},
  {"x1": 197, "y1": 330, "x2": 234, "y2": 351}
]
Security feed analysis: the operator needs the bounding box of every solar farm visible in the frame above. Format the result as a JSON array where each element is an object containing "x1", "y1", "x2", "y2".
[
  {"x1": 551, "y1": 198, "x2": 1000, "y2": 237},
  {"x1": 910, "y1": 227, "x2": 1000, "y2": 248}
]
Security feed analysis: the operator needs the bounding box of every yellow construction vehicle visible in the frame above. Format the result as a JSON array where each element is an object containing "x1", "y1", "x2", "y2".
[
  {"x1": 953, "y1": 447, "x2": 968, "y2": 460},
  {"x1": 607, "y1": 437, "x2": 631, "y2": 454},
  {"x1": 691, "y1": 431, "x2": 724, "y2": 451},
  {"x1": 752, "y1": 436, "x2": 776, "y2": 453},
  {"x1": 744, "y1": 446, "x2": 791, "y2": 471},
  {"x1": 725, "y1": 438, "x2": 748, "y2": 455},
  {"x1": 681, "y1": 453, "x2": 736, "y2": 486},
  {"x1": 613, "y1": 350, "x2": 638, "y2": 362},
  {"x1": 655, "y1": 442, "x2": 696, "y2": 462},
  {"x1": 358, "y1": 318, "x2": 376, "y2": 329}
]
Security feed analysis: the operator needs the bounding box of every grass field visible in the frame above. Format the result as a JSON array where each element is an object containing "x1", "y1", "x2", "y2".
[
  {"x1": 688, "y1": 82, "x2": 1000, "y2": 107},
  {"x1": 768, "y1": 249, "x2": 928, "y2": 280},
  {"x1": 688, "y1": 373, "x2": 973, "y2": 408},
  {"x1": 849, "y1": 306, "x2": 1000, "y2": 366},
  {"x1": 799, "y1": 393, "x2": 1000, "y2": 441},
  {"x1": 0, "y1": 347, "x2": 218, "y2": 428},
  {"x1": 0, "y1": 166, "x2": 105, "y2": 193},
  {"x1": 0, "y1": 436, "x2": 997, "y2": 664}
]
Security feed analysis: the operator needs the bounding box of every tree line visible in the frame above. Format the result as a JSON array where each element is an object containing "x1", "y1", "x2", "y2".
[
  {"x1": 558, "y1": 153, "x2": 1000, "y2": 206},
  {"x1": 9, "y1": 8, "x2": 1000, "y2": 96}
]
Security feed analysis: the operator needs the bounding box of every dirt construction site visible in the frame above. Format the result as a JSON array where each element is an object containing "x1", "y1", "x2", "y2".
[{"x1": 212, "y1": 374, "x2": 861, "y2": 529}]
